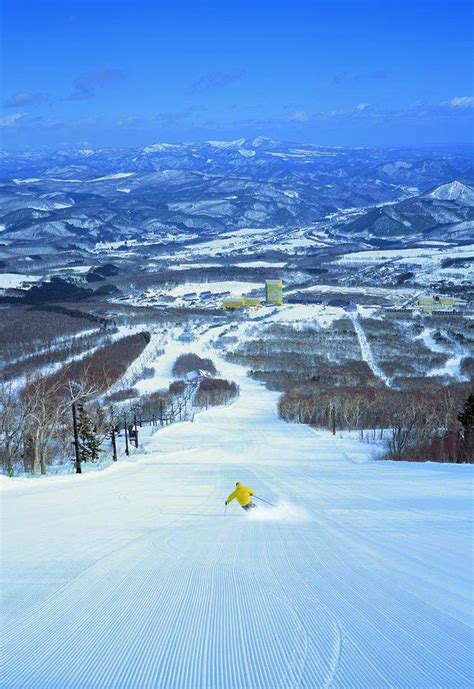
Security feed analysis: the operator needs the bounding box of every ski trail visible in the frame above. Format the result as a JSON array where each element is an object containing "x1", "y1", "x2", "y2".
[
  {"x1": 350, "y1": 312, "x2": 392, "y2": 386},
  {"x1": 2, "y1": 325, "x2": 472, "y2": 688},
  {"x1": 416, "y1": 327, "x2": 470, "y2": 381}
]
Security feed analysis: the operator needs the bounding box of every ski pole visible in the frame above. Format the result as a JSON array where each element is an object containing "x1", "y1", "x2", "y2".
[
  {"x1": 224, "y1": 503, "x2": 227, "y2": 516},
  {"x1": 253, "y1": 495, "x2": 276, "y2": 507}
]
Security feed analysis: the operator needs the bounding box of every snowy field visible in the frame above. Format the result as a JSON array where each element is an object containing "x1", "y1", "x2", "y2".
[
  {"x1": 0, "y1": 272, "x2": 42, "y2": 289},
  {"x1": 159, "y1": 225, "x2": 330, "y2": 262},
  {"x1": 166, "y1": 281, "x2": 261, "y2": 297},
  {"x1": 335, "y1": 243, "x2": 474, "y2": 266},
  {"x1": 2, "y1": 329, "x2": 473, "y2": 689},
  {"x1": 335, "y1": 244, "x2": 474, "y2": 286}
]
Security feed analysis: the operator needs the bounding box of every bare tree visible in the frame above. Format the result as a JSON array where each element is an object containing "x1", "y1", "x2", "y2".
[
  {"x1": 0, "y1": 382, "x2": 27, "y2": 475},
  {"x1": 23, "y1": 372, "x2": 100, "y2": 475}
]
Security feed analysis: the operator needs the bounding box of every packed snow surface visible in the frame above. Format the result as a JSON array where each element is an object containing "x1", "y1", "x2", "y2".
[
  {"x1": 350, "y1": 312, "x2": 392, "y2": 386},
  {"x1": 265, "y1": 303, "x2": 346, "y2": 328},
  {"x1": 2, "y1": 328, "x2": 472, "y2": 689}
]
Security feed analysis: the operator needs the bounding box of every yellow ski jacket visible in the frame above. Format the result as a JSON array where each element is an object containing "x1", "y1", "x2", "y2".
[{"x1": 226, "y1": 483, "x2": 254, "y2": 506}]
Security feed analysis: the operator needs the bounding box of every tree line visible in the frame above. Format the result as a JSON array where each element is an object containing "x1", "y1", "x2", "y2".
[
  {"x1": 0, "y1": 343, "x2": 241, "y2": 476},
  {"x1": 0, "y1": 332, "x2": 151, "y2": 475},
  {"x1": 278, "y1": 382, "x2": 473, "y2": 463}
]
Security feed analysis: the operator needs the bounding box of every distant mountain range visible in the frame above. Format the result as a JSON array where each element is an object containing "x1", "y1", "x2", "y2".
[
  {"x1": 339, "y1": 181, "x2": 474, "y2": 241},
  {"x1": 0, "y1": 139, "x2": 473, "y2": 248}
]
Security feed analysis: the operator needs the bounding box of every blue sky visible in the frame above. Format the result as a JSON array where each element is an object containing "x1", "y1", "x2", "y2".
[{"x1": 1, "y1": 0, "x2": 473, "y2": 149}]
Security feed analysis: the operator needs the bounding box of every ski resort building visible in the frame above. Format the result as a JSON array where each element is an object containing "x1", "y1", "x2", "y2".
[
  {"x1": 223, "y1": 295, "x2": 262, "y2": 309},
  {"x1": 242, "y1": 296, "x2": 262, "y2": 308},
  {"x1": 223, "y1": 297, "x2": 245, "y2": 310},
  {"x1": 222, "y1": 281, "x2": 282, "y2": 310},
  {"x1": 416, "y1": 295, "x2": 466, "y2": 314},
  {"x1": 265, "y1": 279, "x2": 284, "y2": 305}
]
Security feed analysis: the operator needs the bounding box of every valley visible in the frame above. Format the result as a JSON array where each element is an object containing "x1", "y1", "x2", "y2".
[{"x1": 0, "y1": 139, "x2": 472, "y2": 477}]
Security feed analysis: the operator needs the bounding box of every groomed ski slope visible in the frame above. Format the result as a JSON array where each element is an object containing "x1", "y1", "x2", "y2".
[
  {"x1": 350, "y1": 312, "x2": 392, "y2": 387},
  {"x1": 2, "y1": 328, "x2": 473, "y2": 689}
]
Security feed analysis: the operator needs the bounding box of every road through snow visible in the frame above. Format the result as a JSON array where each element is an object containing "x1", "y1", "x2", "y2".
[{"x1": 2, "y1": 329, "x2": 473, "y2": 689}]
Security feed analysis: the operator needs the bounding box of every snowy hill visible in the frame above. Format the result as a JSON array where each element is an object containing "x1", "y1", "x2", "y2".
[
  {"x1": 341, "y1": 183, "x2": 474, "y2": 239},
  {"x1": 425, "y1": 180, "x2": 474, "y2": 206}
]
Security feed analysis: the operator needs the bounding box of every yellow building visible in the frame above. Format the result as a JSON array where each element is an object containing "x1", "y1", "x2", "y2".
[
  {"x1": 223, "y1": 295, "x2": 262, "y2": 309},
  {"x1": 439, "y1": 297, "x2": 455, "y2": 307},
  {"x1": 242, "y1": 296, "x2": 262, "y2": 308},
  {"x1": 265, "y1": 279, "x2": 284, "y2": 306},
  {"x1": 416, "y1": 294, "x2": 464, "y2": 314},
  {"x1": 223, "y1": 297, "x2": 245, "y2": 310}
]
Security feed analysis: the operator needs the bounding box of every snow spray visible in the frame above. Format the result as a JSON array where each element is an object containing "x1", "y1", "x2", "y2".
[{"x1": 248, "y1": 501, "x2": 311, "y2": 523}]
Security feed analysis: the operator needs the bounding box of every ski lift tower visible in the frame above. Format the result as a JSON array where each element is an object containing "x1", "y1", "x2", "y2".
[{"x1": 265, "y1": 279, "x2": 284, "y2": 306}]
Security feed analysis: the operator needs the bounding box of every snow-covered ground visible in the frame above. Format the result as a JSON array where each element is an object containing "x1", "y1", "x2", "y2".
[
  {"x1": 0, "y1": 272, "x2": 42, "y2": 289},
  {"x1": 336, "y1": 243, "x2": 474, "y2": 286},
  {"x1": 350, "y1": 312, "x2": 393, "y2": 386},
  {"x1": 2, "y1": 327, "x2": 472, "y2": 689},
  {"x1": 415, "y1": 327, "x2": 470, "y2": 382},
  {"x1": 167, "y1": 281, "x2": 262, "y2": 297},
  {"x1": 159, "y1": 225, "x2": 331, "y2": 262},
  {"x1": 288, "y1": 282, "x2": 416, "y2": 299},
  {"x1": 263, "y1": 303, "x2": 347, "y2": 328},
  {"x1": 336, "y1": 243, "x2": 474, "y2": 266},
  {"x1": 234, "y1": 260, "x2": 288, "y2": 268}
]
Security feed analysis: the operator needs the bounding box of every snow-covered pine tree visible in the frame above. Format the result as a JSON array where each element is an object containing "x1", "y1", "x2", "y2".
[
  {"x1": 78, "y1": 406, "x2": 102, "y2": 463},
  {"x1": 458, "y1": 393, "x2": 474, "y2": 463}
]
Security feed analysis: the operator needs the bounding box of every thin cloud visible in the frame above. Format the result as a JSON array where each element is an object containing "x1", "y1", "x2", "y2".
[
  {"x1": 4, "y1": 92, "x2": 48, "y2": 108},
  {"x1": 289, "y1": 98, "x2": 474, "y2": 125},
  {"x1": 69, "y1": 68, "x2": 126, "y2": 100},
  {"x1": 117, "y1": 116, "x2": 143, "y2": 127},
  {"x1": 444, "y1": 96, "x2": 474, "y2": 108},
  {"x1": 290, "y1": 111, "x2": 309, "y2": 122},
  {"x1": 191, "y1": 68, "x2": 244, "y2": 93},
  {"x1": 0, "y1": 112, "x2": 37, "y2": 128},
  {"x1": 353, "y1": 103, "x2": 371, "y2": 113},
  {"x1": 289, "y1": 104, "x2": 373, "y2": 122},
  {"x1": 0, "y1": 112, "x2": 68, "y2": 129}
]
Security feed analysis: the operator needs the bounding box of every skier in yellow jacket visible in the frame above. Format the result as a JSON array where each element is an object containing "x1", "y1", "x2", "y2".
[{"x1": 225, "y1": 482, "x2": 256, "y2": 512}]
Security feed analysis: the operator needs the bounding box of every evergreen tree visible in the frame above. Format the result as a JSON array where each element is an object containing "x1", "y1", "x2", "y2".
[
  {"x1": 458, "y1": 393, "x2": 474, "y2": 463},
  {"x1": 78, "y1": 406, "x2": 102, "y2": 463}
]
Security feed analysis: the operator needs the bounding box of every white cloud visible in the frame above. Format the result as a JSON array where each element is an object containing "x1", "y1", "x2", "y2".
[
  {"x1": 0, "y1": 112, "x2": 32, "y2": 128},
  {"x1": 446, "y1": 96, "x2": 474, "y2": 108},
  {"x1": 289, "y1": 111, "x2": 309, "y2": 122}
]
